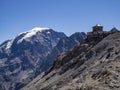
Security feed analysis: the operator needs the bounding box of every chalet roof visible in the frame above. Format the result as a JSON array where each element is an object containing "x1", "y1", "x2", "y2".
[
  {"x1": 96, "y1": 24, "x2": 101, "y2": 26},
  {"x1": 93, "y1": 24, "x2": 102, "y2": 27}
]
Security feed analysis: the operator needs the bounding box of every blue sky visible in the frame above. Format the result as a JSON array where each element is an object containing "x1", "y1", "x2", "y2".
[{"x1": 0, "y1": 0, "x2": 120, "y2": 44}]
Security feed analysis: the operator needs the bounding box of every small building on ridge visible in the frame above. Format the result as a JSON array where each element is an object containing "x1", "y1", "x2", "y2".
[{"x1": 87, "y1": 24, "x2": 104, "y2": 37}]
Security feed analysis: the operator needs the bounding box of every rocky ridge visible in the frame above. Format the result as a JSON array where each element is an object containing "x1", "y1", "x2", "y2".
[{"x1": 22, "y1": 32, "x2": 120, "y2": 90}]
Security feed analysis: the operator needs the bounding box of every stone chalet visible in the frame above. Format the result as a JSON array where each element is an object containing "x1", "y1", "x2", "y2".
[{"x1": 87, "y1": 24, "x2": 105, "y2": 37}]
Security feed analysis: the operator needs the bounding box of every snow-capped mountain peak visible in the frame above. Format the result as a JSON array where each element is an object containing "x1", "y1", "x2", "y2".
[
  {"x1": 24, "y1": 27, "x2": 50, "y2": 38},
  {"x1": 17, "y1": 27, "x2": 50, "y2": 43}
]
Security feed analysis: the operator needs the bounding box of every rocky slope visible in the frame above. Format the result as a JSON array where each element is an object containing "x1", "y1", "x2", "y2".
[
  {"x1": 22, "y1": 32, "x2": 120, "y2": 90},
  {"x1": 43, "y1": 32, "x2": 86, "y2": 70}
]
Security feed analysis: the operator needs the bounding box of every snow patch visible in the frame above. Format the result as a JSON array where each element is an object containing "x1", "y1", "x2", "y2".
[
  {"x1": 19, "y1": 70, "x2": 34, "y2": 81},
  {"x1": 47, "y1": 31, "x2": 51, "y2": 34},
  {"x1": 57, "y1": 38, "x2": 60, "y2": 40},
  {"x1": 6, "y1": 41, "x2": 12, "y2": 49}
]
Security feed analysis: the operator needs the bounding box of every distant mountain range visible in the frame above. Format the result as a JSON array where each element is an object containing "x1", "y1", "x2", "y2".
[{"x1": 0, "y1": 27, "x2": 86, "y2": 90}]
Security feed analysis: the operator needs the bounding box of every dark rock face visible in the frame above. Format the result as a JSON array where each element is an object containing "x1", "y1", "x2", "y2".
[
  {"x1": 0, "y1": 28, "x2": 66, "y2": 90},
  {"x1": 43, "y1": 32, "x2": 86, "y2": 71},
  {"x1": 0, "y1": 28, "x2": 86, "y2": 90},
  {"x1": 22, "y1": 32, "x2": 120, "y2": 90}
]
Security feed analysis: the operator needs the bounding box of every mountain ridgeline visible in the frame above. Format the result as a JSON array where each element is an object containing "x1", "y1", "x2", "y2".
[
  {"x1": 22, "y1": 28, "x2": 120, "y2": 90},
  {"x1": 0, "y1": 27, "x2": 86, "y2": 90}
]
